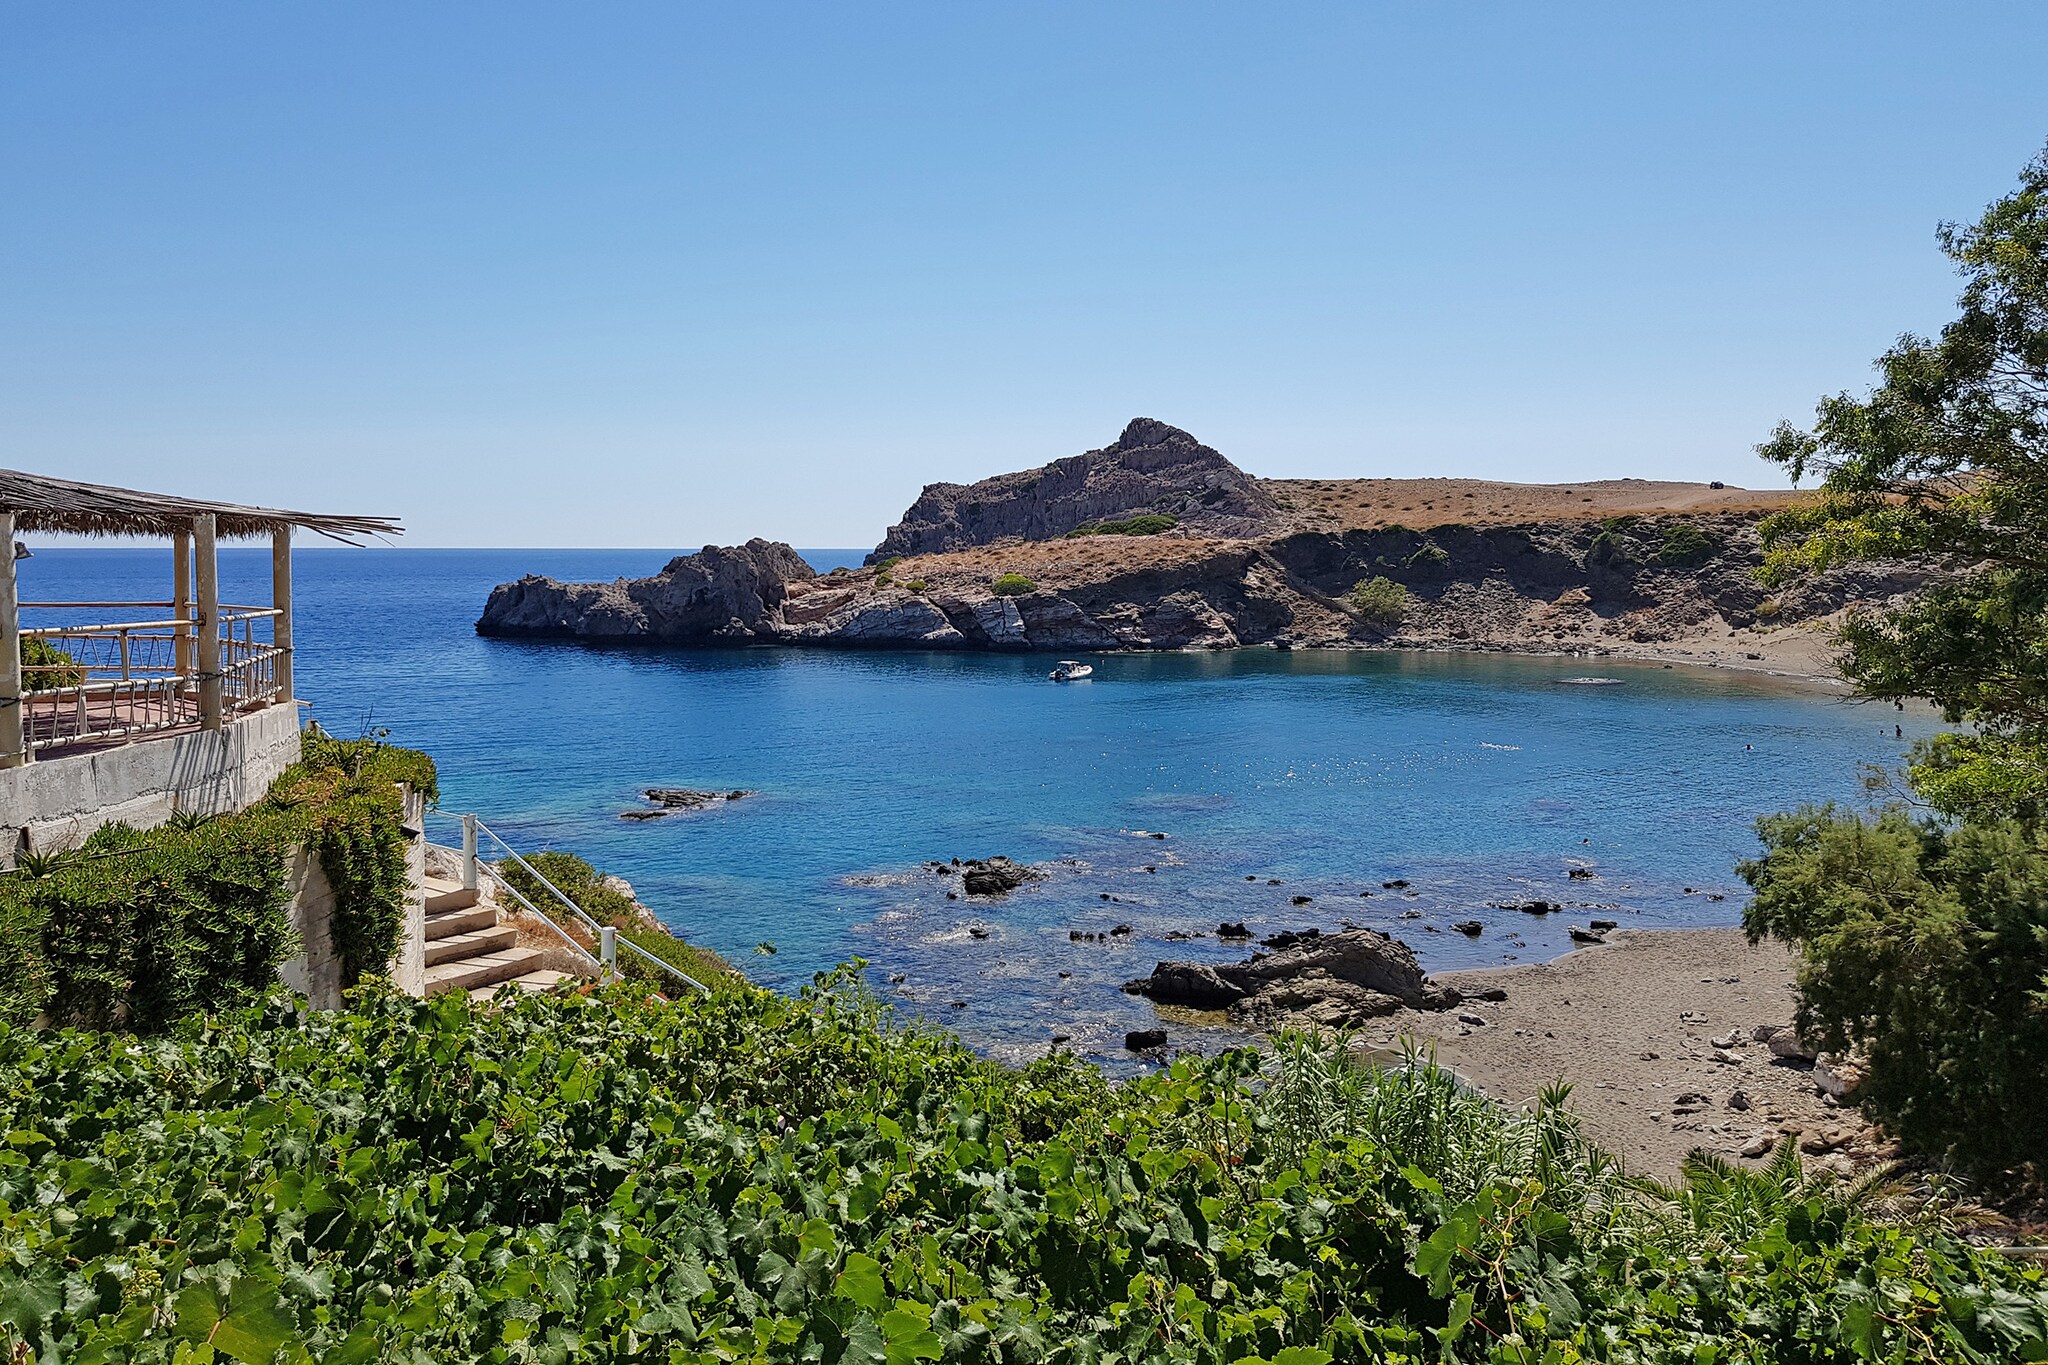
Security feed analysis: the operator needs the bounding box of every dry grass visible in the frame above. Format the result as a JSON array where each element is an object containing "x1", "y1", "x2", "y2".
[{"x1": 1265, "y1": 476, "x2": 1806, "y2": 531}]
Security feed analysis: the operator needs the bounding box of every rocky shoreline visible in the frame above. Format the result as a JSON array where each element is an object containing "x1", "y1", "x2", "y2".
[{"x1": 475, "y1": 419, "x2": 1933, "y2": 671}]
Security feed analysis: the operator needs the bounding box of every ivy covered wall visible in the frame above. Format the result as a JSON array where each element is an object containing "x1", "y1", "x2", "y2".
[{"x1": 0, "y1": 734, "x2": 436, "y2": 1030}]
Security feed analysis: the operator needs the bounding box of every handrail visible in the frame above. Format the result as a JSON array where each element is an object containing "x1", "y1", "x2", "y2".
[
  {"x1": 470, "y1": 859, "x2": 605, "y2": 974},
  {"x1": 614, "y1": 931, "x2": 708, "y2": 995},
  {"x1": 425, "y1": 810, "x2": 708, "y2": 994}
]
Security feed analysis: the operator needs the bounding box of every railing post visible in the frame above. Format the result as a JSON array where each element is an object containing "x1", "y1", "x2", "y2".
[
  {"x1": 461, "y1": 813, "x2": 478, "y2": 892},
  {"x1": 193, "y1": 514, "x2": 221, "y2": 732},
  {"x1": 0, "y1": 510, "x2": 21, "y2": 769},
  {"x1": 118, "y1": 629, "x2": 131, "y2": 680},
  {"x1": 599, "y1": 925, "x2": 617, "y2": 982}
]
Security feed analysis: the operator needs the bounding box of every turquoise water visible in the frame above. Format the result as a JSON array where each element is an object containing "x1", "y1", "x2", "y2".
[{"x1": 25, "y1": 547, "x2": 1932, "y2": 1063}]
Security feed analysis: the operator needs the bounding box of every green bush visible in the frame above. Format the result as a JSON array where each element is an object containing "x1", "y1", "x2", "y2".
[
  {"x1": 1404, "y1": 543, "x2": 1448, "y2": 567},
  {"x1": 1657, "y1": 521, "x2": 1717, "y2": 566},
  {"x1": 17, "y1": 637, "x2": 84, "y2": 689},
  {"x1": 1063, "y1": 514, "x2": 1177, "y2": 538},
  {"x1": 617, "y1": 922, "x2": 739, "y2": 990},
  {"x1": 903, "y1": 579, "x2": 927, "y2": 593},
  {"x1": 0, "y1": 733, "x2": 432, "y2": 1030},
  {"x1": 1742, "y1": 804, "x2": 2048, "y2": 1181},
  {"x1": 991, "y1": 573, "x2": 1036, "y2": 596},
  {"x1": 496, "y1": 849, "x2": 637, "y2": 926},
  {"x1": 1345, "y1": 575, "x2": 1412, "y2": 627},
  {"x1": 3, "y1": 987, "x2": 2043, "y2": 1363}
]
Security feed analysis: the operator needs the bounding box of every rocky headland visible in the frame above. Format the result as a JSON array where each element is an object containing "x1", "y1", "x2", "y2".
[{"x1": 477, "y1": 419, "x2": 1934, "y2": 672}]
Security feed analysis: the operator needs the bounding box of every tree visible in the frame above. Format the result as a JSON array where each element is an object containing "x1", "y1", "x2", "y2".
[
  {"x1": 1757, "y1": 143, "x2": 2048, "y2": 821},
  {"x1": 1742, "y1": 145, "x2": 2048, "y2": 1184},
  {"x1": 1345, "y1": 575, "x2": 1411, "y2": 627}
]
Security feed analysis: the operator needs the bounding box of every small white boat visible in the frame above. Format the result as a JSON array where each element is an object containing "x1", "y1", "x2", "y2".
[{"x1": 1048, "y1": 660, "x2": 1093, "y2": 682}]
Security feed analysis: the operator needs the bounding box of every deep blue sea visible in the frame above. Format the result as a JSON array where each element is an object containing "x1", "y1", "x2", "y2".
[{"x1": 24, "y1": 546, "x2": 1934, "y2": 1063}]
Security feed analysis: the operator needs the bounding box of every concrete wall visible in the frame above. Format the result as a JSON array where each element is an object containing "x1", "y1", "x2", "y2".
[
  {"x1": 274, "y1": 784, "x2": 429, "y2": 1008},
  {"x1": 276, "y1": 842, "x2": 345, "y2": 1009},
  {"x1": 0, "y1": 704, "x2": 302, "y2": 865}
]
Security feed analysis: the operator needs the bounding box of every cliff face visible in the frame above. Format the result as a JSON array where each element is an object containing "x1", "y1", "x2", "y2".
[
  {"x1": 476, "y1": 539, "x2": 815, "y2": 642},
  {"x1": 475, "y1": 422, "x2": 1934, "y2": 666},
  {"x1": 476, "y1": 515, "x2": 1929, "y2": 659},
  {"x1": 866, "y1": 418, "x2": 1280, "y2": 563}
]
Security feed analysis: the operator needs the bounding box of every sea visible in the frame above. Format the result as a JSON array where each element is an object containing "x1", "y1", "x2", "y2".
[{"x1": 23, "y1": 546, "x2": 1936, "y2": 1065}]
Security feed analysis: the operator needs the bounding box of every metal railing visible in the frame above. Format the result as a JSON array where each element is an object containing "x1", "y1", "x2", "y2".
[
  {"x1": 17, "y1": 601, "x2": 286, "y2": 752},
  {"x1": 427, "y1": 810, "x2": 708, "y2": 994}
]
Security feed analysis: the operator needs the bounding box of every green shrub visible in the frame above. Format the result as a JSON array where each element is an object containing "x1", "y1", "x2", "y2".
[
  {"x1": 991, "y1": 573, "x2": 1036, "y2": 596},
  {"x1": 1405, "y1": 543, "x2": 1449, "y2": 567},
  {"x1": 0, "y1": 733, "x2": 432, "y2": 1029},
  {"x1": 617, "y1": 922, "x2": 739, "y2": 990},
  {"x1": 1658, "y1": 521, "x2": 1717, "y2": 566},
  {"x1": 903, "y1": 579, "x2": 927, "y2": 593},
  {"x1": 18, "y1": 637, "x2": 84, "y2": 689},
  {"x1": 1063, "y1": 514, "x2": 1177, "y2": 538},
  {"x1": 495, "y1": 849, "x2": 636, "y2": 926},
  {"x1": 1742, "y1": 804, "x2": 2048, "y2": 1181},
  {"x1": 1345, "y1": 575, "x2": 1412, "y2": 627},
  {"x1": 3, "y1": 989, "x2": 2042, "y2": 1363}
]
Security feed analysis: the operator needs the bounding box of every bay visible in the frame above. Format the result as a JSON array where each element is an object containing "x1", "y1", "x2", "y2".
[{"x1": 22, "y1": 545, "x2": 1932, "y2": 1063}]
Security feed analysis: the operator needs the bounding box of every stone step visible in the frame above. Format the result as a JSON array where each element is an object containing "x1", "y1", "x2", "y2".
[
  {"x1": 425, "y1": 904, "x2": 498, "y2": 941},
  {"x1": 468, "y1": 969, "x2": 576, "y2": 1001},
  {"x1": 421, "y1": 874, "x2": 479, "y2": 913},
  {"x1": 423, "y1": 947, "x2": 548, "y2": 997},
  {"x1": 424, "y1": 925, "x2": 517, "y2": 967}
]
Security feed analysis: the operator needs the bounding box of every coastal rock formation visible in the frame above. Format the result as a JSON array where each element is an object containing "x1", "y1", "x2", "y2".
[
  {"x1": 477, "y1": 539, "x2": 814, "y2": 642},
  {"x1": 476, "y1": 420, "x2": 1937, "y2": 666},
  {"x1": 1122, "y1": 928, "x2": 1462, "y2": 1029},
  {"x1": 868, "y1": 417, "x2": 1280, "y2": 561}
]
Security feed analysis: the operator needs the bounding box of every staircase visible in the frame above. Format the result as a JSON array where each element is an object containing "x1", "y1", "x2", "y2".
[{"x1": 420, "y1": 873, "x2": 579, "y2": 1000}]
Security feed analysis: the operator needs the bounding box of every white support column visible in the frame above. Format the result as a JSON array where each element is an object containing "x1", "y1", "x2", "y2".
[
  {"x1": 194, "y1": 514, "x2": 222, "y2": 732},
  {"x1": 461, "y1": 813, "x2": 479, "y2": 892},
  {"x1": 172, "y1": 529, "x2": 192, "y2": 682},
  {"x1": 270, "y1": 526, "x2": 293, "y2": 705},
  {"x1": 0, "y1": 511, "x2": 22, "y2": 769}
]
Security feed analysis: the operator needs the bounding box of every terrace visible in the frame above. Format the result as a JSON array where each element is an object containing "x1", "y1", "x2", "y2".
[{"x1": 1, "y1": 469, "x2": 399, "y2": 860}]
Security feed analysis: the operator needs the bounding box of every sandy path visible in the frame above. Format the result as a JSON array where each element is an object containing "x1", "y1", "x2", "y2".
[{"x1": 1363, "y1": 929, "x2": 1881, "y2": 1181}]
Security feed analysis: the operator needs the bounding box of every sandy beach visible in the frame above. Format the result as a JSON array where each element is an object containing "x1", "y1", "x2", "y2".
[{"x1": 1366, "y1": 928, "x2": 1884, "y2": 1182}]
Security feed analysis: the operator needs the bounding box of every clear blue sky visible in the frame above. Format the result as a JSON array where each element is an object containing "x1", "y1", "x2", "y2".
[{"x1": 5, "y1": 4, "x2": 2045, "y2": 548}]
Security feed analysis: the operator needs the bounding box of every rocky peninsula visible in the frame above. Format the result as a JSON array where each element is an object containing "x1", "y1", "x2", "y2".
[{"x1": 477, "y1": 418, "x2": 1931, "y2": 672}]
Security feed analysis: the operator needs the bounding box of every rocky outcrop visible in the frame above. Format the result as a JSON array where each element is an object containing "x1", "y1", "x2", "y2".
[
  {"x1": 478, "y1": 539, "x2": 814, "y2": 642},
  {"x1": 477, "y1": 421, "x2": 1936, "y2": 661},
  {"x1": 1123, "y1": 928, "x2": 1462, "y2": 1030},
  {"x1": 868, "y1": 418, "x2": 1280, "y2": 561}
]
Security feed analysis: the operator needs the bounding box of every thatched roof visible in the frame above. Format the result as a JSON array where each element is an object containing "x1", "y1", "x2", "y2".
[{"x1": 0, "y1": 469, "x2": 402, "y2": 543}]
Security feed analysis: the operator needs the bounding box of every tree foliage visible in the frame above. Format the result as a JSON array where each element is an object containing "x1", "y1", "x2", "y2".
[
  {"x1": 4, "y1": 980, "x2": 2045, "y2": 1363},
  {"x1": 1757, "y1": 144, "x2": 2048, "y2": 821},
  {"x1": 1344, "y1": 576, "x2": 1411, "y2": 628},
  {"x1": 1743, "y1": 147, "x2": 2048, "y2": 1186},
  {"x1": 1741, "y1": 806, "x2": 2048, "y2": 1178}
]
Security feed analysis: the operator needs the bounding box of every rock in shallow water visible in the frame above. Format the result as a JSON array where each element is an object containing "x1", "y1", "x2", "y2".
[{"x1": 1122, "y1": 928, "x2": 1460, "y2": 1029}]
